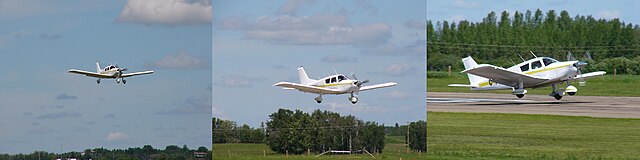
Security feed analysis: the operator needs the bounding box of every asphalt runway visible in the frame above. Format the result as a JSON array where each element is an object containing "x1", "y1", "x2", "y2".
[{"x1": 427, "y1": 92, "x2": 640, "y2": 118}]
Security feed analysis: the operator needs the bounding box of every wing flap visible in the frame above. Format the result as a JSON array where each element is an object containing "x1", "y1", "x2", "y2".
[
  {"x1": 274, "y1": 82, "x2": 341, "y2": 94},
  {"x1": 359, "y1": 82, "x2": 397, "y2": 91},
  {"x1": 463, "y1": 64, "x2": 548, "y2": 87},
  {"x1": 122, "y1": 71, "x2": 154, "y2": 78}
]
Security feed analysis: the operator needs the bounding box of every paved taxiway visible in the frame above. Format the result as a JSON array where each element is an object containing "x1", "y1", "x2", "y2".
[{"x1": 428, "y1": 92, "x2": 640, "y2": 118}]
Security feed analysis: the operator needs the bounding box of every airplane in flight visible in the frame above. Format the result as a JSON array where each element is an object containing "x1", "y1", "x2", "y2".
[
  {"x1": 68, "y1": 61, "x2": 154, "y2": 84},
  {"x1": 274, "y1": 66, "x2": 397, "y2": 104},
  {"x1": 448, "y1": 53, "x2": 606, "y2": 100}
]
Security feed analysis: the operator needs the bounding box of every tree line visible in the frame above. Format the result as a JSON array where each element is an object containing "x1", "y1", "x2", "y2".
[
  {"x1": 265, "y1": 109, "x2": 385, "y2": 154},
  {"x1": 384, "y1": 121, "x2": 427, "y2": 152},
  {"x1": 0, "y1": 145, "x2": 210, "y2": 160},
  {"x1": 213, "y1": 117, "x2": 265, "y2": 143},
  {"x1": 428, "y1": 9, "x2": 640, "y2": 74}
]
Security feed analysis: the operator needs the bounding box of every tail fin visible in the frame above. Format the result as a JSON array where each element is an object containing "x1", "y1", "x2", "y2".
[
  {"x1": 462, "y1": 56, "x2": 488, "y2": 85},
  {"x1": 96, "y1": 61, "x2": 101, "y2": 72},
  {"x1": 297, "y1": 66, "x2": 314, "y2": 85}
]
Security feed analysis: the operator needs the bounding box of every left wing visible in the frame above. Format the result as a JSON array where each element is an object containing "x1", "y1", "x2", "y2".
[
  {"x1": 68, "y1": 69, "x2": 112, "y2": 78},
  {"x1": 359, "y1": 82, "x2": 397, "y2": 91},
  {"x1": 122, "y1": 71, "x2": 154, "y2": 78},
  {"x1": 274, "y1": 82, "x2": 342, "y2": 94},
  {"x1": 463, "y1": 64, "x2": 548, "y2": 87}
]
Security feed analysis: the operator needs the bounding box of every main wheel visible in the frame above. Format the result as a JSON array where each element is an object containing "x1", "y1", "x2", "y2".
[
  {"x1": 516, "y1": 94, "x2": 524, "y2": 98},
  {"x1": 554, "y1": 93, "x2": 563, "y2": 100},
  {"x1": 349, "y1": 96, "x2": 358, "y2": 104},
  {"x1": 96, "y1": 79, "x2": 101, "y2": 84},
  {"x1": 316, "y1": 100, "x2": 321, "y2": 103},
  {"x1": 122, "y1": 79, "x2": 127, "y2": 84},
  {"x1": 567, "y1": 92, "x2": 575, "y2": 96}
]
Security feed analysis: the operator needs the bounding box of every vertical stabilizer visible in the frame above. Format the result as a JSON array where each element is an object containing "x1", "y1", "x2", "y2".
[
  {"x1": 462, "y1": 56, "x2": 488, "y2": 85},
  {"x1": 96, "y1": 61, "x2": 101, "y2": 72},
  {"x1": 297, "y1": 66, "x2": 314, "y2": 85}
]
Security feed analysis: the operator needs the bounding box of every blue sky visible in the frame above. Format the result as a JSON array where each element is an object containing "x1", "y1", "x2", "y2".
[
  {"x1": 428, "y1": 0, "x2": 640, "y2": 25},
  {"x1": 213, "y1": 0, "x2": 426, "y2": 128},
  {"x1": 0, "y1": 0, "x2": 211, "y2": 154}
]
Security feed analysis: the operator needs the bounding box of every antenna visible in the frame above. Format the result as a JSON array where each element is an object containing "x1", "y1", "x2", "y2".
[
  {"x1": 333, "y1": 69, "x2": 338, "y2": 75},
  {"x1": 517, "y1": 53, "x2": 525, "y2": 62},
  {"x1": 509, "y1": 59, "x2": 516, "y2": 65},
  {"x1": 529, "y1": 51, "x2": 537, "y2": 58}
]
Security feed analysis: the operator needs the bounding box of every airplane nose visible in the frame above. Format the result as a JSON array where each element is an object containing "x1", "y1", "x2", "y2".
[{"x1": 573, "y1": 61, "x2": 587, "y2": 68}]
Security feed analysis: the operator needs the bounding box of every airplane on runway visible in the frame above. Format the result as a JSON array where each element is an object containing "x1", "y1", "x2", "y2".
[
  {"x1": 448, "y1": 52, "x2": 606, "y2": 100},
  {"x1": 273, "y1": 66, "x2": 397, "y2": 104},
  {"x1": 68, "y1": 61, "x2": 154, "y2": 84}
]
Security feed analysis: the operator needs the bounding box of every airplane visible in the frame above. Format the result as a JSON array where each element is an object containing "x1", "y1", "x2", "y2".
[
  {"x1": 448, "y1": 52, "x2": 606, "y2": 100},
  {"x1": 68, "y1": 61, "x2": 154, "y2": 84},
  {"x1": 273, "y1": 66, "x2": 397, "y2": 104}
]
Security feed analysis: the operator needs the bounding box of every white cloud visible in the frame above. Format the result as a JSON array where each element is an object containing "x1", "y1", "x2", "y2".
[
  {"x1": 597, "y1": 10, "x2": 621, "y2": 19},
  {"x1": 145, "y1": 50, "x2": 208, "y2": 69},
  {"x1": 218, "y1": 14, "x2": 391, "y2": 47},
  {"x1": 403, "y1": 19, "x2": 424, "y2": 30},
  {"x1": 383, "y1": 64, "x2": 415, "y2": 76},
  {"x1": 320, "y1": 54, "x2": 358, "y2": 63},
  {"x1": 106, "y1": 132, "x2": 129, "y2": 141},
  {"x1": 116, "y1": 0, "x2": 212, "y2": 26},
  {"x1": 215, "y1": 75, "x2": 267, "y2": 87},
  {"x1": 451, "y1": 0, "x2": 480, "y2": 9},
  {"x1": 383, "y1": 90, "x2": 411, "y2": 100},
  {"x1": 277, "y1": 0, "x2": 317, "y2": 15}
]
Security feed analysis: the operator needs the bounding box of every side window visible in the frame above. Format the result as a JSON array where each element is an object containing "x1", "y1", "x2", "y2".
[
  {"x1": 338, "y1": 76, "x2": 345, "y2": 82},
  {"x1": 531, "y1": 60, "x2": 542, "y2": 69},
  {"x1": 543, "y1": 58, "x2": 555, "y2": 66},
  {"x1": 325, "y1": 78, "x2": 330, "y2": 84},
  {"x1": 520, "y1": 64, "x2": 529, "y2": 72},
  {"x1": 331, "y1": 77, "x2": 337, "y2": 83}
]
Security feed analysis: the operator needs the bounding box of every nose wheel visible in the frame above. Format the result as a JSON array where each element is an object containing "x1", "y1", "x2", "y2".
[
  {"x1": 314, "y1": 95, "x2": 323, "y2": 103},
  {"x1": 349, "y1": 96, "x2": 358, "y2": 104}
]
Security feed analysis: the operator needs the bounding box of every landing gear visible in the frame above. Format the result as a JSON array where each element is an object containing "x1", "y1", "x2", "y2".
[
  {"x1": 549, "y1": 83, "x2": 564, "y2": 100},
  {"x1": 565, "y1": 82, "x2": 577, "y2": 96},
  {"x1": 116, "y1": 78, "x2": 121, "y2": 84},
  {"x1": 512, "y1": 82, "x2": 527, "y2": 99},
  {"x1": 122, "y1": 79, "x2": 127, "y2": 84},
  {"x1": 314, "y1": 95, "x2": 323, "y2": 103},
  {"x1": 96, "y1": 79, "x2": 101, "y2": 84},
  {"x1": 349, "y1": 93, "x2": 358, "y2": 104}
]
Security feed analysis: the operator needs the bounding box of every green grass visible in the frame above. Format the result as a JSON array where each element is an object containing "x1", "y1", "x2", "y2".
[
  {"x1": 427, "y1": 112, "x2": 640, "y2": 159},
  {"x1": 212, "y1": 137, "x2": 424, "y2": 159},
  {"x1": 427, "y1": 71, "x2": 640, "y2": 96}
]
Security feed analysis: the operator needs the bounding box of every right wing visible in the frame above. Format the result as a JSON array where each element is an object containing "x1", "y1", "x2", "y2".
[
  {"x1": 463, "y1": 64, "x2": 548, "y2": 87},
  {"x1": 122, "y1": 71, "x2": 154, "y2": 78},
  {"x1": 273, "y1": 82, "x2": 341, "y2": 94},
  {"x1": 68, "y1": 69, "x2": 112, "y2": 78}
]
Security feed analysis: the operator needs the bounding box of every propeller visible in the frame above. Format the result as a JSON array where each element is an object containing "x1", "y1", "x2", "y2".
[
  {"x1": 351, "y1": 73, "x2": 369, "y2": 88},
  {"x1": 568, "y1": 51, "x2": 593, "y2": 86}
]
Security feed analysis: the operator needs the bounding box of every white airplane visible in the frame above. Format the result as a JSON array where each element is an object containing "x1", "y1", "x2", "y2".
[
  {"x1": 68, "y1": 61, "x2": 154, "y2": 84},
  {"x1": 448, "y1": 53, "x2": 606, "y2": 100},
  {"x1": 274, "y1": 66, "x2": 397, "y2": 104}
]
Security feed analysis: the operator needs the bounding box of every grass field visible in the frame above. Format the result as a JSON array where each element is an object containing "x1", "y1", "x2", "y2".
[
  {"x1": 212, "y1": 136, "x2": 425, "y2": 159},
  {"x1": 427, "y1": 112, "x2": 640, "y2": 159},
  {"x1": 427, "y1": 71, "x2": 640, "y2": 96}
]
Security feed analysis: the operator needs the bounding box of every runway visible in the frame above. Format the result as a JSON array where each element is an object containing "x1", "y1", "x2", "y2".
[{"x1": 427, "y1": 92, "x2": 640, "y2": 118}]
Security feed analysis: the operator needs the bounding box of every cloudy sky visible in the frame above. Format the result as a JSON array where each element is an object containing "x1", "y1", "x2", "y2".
[
  {"x1": 428, "y1": 0, "x2": 640, "y2": 24},
  {"x1": 213, "y1": 0, "x2": 426, "y2": 127},
  {"x1": 0, "y1": 0, "x2": 211, "y2": 153}
]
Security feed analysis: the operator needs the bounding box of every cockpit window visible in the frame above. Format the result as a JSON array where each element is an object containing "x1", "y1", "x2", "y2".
[
  {"x1": 520, "y1": 63, "x2": 530, "y2": 72},
  {"x1": 330, "y1": 77, "x2": 337, "y2": 83},
  {"x1": 543, "y1": 58, "x2": 557, "y2": 66},
  {"x1": 338, "y1": 75, "x2": 346, "y2": 82},
  {"x1": 531, "y1": 60, "x2": 542, "y2": 69},
  {"x1": 325, "y1": 78, "x2": 330, "y2": 84}
]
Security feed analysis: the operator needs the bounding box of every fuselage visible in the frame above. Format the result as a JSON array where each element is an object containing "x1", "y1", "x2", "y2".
[
  {"x1": 98, "y1": 65, "x2": 123, "y2": 78},
  {"x1": 306, "y1": 74, "x2": 358, "y2": 94},
  {"x1": 472, "y1": 57, "x2": 579, "y2": 90}
]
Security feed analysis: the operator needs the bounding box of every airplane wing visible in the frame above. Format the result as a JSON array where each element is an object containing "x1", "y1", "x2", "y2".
[
  {"x1": 359, "y1": 82, "x2": 397, "y2": 91},
  {"x1": 273, "y1": 82, "x2": 341, "y2": 94},
  {"x1": 122, "y1": 71, "x2": 154, "y2": 78},
  {"x1": 463, "y1": 64, "x2": 548, "y2": 87},
  {"x1": 68, "y1": 69, "x2": 112, "y2": 78},
  {"x1": 448, "y1": 84, "x2": 478, "y2": 87},
  {"x1": 574, "y1": 71, "x2": 606, "y2": 79}
]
